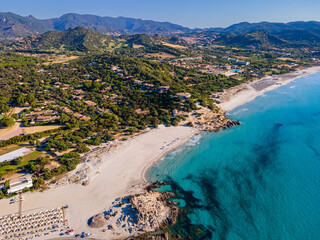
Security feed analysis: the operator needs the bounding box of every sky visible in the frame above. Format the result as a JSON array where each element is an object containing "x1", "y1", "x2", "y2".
[{"x1": 1, "y1": 0, "x2": 320, "y2": 28}]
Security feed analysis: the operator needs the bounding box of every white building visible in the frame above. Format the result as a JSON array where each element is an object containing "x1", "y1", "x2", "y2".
[
  {"x1": 7, "y1": 175, "x2": 33, "y2": 194},
  {"x1": 222, "y1": 57, "x2": 250, "y2": 66},
  {"x1": 176, "y1": 92, "x2": 191, "y2": 99}
]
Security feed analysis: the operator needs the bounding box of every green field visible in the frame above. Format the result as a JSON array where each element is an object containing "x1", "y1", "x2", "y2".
[{"x1": 0, "y1": 151, "x2": 45, "y2": 177}]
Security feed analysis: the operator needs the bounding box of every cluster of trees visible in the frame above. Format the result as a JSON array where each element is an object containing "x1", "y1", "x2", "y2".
[
  {"x1": 0, "y1": 43, "x2": 313, "y2": 193},
  {"x1": 0, "y1": 116, "x2": 15, "y2": 127},
  {"x1": 25, "y1": 152, "x2": 80, "y2": 182},
  {"x1": 0, "y1": 128, "x2": 62, "y2": 148}
]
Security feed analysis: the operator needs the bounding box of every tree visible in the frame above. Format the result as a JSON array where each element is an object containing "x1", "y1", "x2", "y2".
[
  {"x1": 0, "y1": 116, "x2": 15, "y2": 128},
  {"x1": 16, "y1": 94, "x2": 26, "y2": 106},
  {"x1": 0, "y1": 104, "x2": 10, "y2": 114},
  {"x1": 43, "y1": 170, "x2": 52, "y2": 180},
  {"x1": 11, "y1": 157, "x2": 22, "y2": 165},
  {"x1": 27, "y1": 163, "x2": 37, "y2": 173},
  {"x1": 11, "y1": 114, "x2": 19, "y2": 120},
  {"x1": 77, "y1": 143, "x2": 90, "y2": 153},
  {"x1": 4, "y1": 180, "x2": 9, "y2": 189},
  {"x1": 60, "y1": 113, "x2": 70, "y2": 124}
]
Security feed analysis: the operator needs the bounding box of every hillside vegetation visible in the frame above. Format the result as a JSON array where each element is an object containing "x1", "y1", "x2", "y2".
[
  {"x1": 8, "y1": 28, "x2": 188, "y2": 55},
  {"x1": 12, "y1": 27, "x2": 116, "y2": 52}
]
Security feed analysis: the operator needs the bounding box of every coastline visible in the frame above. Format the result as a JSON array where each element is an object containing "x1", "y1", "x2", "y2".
[
  {"x1": 0, "y1": 126, "x2": 197, "y2": 239},
  {"x1": 1, "y1": 66, "x2": 320, "y2": 239},
  {"x1": 218, "y1": 66, "x2": 320, "y2": 112},
  {"x1": 140, "y1": 129, "x2": 199, "y2": 183}
]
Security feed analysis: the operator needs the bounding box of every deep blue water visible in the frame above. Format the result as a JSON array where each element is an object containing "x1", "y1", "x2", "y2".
[{"x1": 147, "y1": 72, "x2": 320, "y2": 240}]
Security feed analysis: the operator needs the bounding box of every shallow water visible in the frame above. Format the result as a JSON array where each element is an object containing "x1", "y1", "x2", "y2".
[{"x1": 147, "y1": 72, "x2": 320, "y2": 240}]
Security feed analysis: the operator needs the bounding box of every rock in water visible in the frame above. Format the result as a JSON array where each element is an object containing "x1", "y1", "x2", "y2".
[{"x1": 88, "y1": 213, "x2": 106, "y2": 228}]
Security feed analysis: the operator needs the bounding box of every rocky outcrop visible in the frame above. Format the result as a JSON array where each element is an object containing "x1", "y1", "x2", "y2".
[
  {"x1": 181, "y1": 106, "x2": 241, "y2": 132},
  {"x1": 87, "y1": 183, "x2": 179, "y2": 238},
  {"x1": 192, "y1": 110, "x2": 241, "y2": 132},
  {"x1": 88, "y1": 213, "x2": 107, "y2": 228},
  {"x1": 223, "y1": 119, "x2": 241, "y2": 129}
]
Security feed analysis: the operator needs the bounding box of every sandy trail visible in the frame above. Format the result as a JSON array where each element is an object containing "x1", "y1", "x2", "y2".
[{"x1": 0, "y1": 122, "x2": 22, "y2": 140}]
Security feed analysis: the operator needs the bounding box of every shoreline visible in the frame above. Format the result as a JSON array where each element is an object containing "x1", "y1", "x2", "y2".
[
  {"x1": 218, "y1": 66, "x2": 320, "y2": 112},
  {"x1": 140, "y1": 130, "x2": 199, "y2": 183},
  {"x1": 1, "y1": 66, "x2": 320, "y2": 239},
  {"x1": 0, "y1": 126, "x2": 197, "y2": 240}
]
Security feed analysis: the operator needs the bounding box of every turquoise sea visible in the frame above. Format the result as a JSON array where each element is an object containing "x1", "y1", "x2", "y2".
[{"x1": 147, "y1": 72, "x2": 320, "y2": 240}]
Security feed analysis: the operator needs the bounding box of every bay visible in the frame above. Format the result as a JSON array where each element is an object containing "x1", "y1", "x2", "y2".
[{"x1": 147, "y1": 72, "x2": 320, "y2": 240}]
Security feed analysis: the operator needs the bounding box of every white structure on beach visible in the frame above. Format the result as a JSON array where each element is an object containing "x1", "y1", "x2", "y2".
[
  {"x1": 0, "y1": 147, "x2": 31, "y2": 163},
  {"x1": 222, "y1": 57, "x2": 250, "y2": 66},
  {"x1": 7, "y1": 175, "x2": 33, "y2": 194}
]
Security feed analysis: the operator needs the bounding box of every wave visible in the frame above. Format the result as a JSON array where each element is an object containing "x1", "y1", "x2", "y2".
[
  {"x1": 233, "y1": 108, "x2": 249, "y2": 115},
  {"x1": 155, "y1": 134, "x2": 202, "y2": 167}
]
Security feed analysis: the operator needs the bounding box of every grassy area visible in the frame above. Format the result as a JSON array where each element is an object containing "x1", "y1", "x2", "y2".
[
  {"x1": 0, "y1": 144, "x2": 24, "y2": 156},
  {"x1": 0, "y1": 151, "x2": 45, "y2": 177},
  {"x1": 43, "y1": 55, "x2": 79, "y2": 65},
  {"x1": 22, "y1": 151, "x2": 45, "y2": 162},
  {"x1": 161, "y1": 42, "x2": 187, "y2": 49},
  {"x1": 235, "y1": 76, "x2": 246, "y2": 81},
  {"x1": 145, "y1": 52, "x2": 176, "y2": 59}
]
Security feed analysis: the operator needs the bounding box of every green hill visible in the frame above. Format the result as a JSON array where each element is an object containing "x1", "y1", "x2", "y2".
[
  {"x1": 12, "y1": 26, "x2": 119, "y2": 52},
  {"x1": 273, "y1": 30, "x2": 320, "y2": 45},
  {"x1": 9, "y1": 28, "x2": 187, "y2": 56},
  {"x1": 215, "y1": 31, "x2": 290, "y2": 49}
]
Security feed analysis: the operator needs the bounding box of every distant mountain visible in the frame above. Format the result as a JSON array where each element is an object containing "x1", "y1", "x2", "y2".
[
  {"x1": 0, "y1": 12, "x2": 191, "y2": 38},
  {"x1": 202, "y1": 21, "x2": 320, "y2": 48},
  {"x1": 1, "y1": 11, "x2": 320, "y2": 49},
  {"x1": 0, "y1": 12, "x2": 51, "y2": 38},
  {"x1": 215, "y1": 31, "x2": 288, "y2": 48},
  {"x1": 207, "y1": 21, "x2": 320, "y2": 35},
  {"x1": 44, "y1": 13, "x2": 191, "y2": 35},
  {"x1": 273, "y1": 29, "x2": 320, "y2": 45}
]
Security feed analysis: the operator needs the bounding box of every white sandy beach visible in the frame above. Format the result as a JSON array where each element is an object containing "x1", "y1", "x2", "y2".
[
  {"x1": 1, "y1": 66, "x2": 320, "y2": 239},
  {"x1": 219, "y1": 66, "x2": 320, "y2": 112},
  {"x1": 0, "y1": 126, "x2": 197, "y2": 239}
]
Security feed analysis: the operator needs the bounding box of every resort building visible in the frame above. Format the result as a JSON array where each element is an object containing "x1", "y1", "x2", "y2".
[
  {"x1": 142, "y1": 83, "x2": 155, "y2": 90},
  {"x1": 7, "y1": 175, "x2": 33, "y2": 194},
  {"x1": 156, "y1": 86, "x2": 170, "y2": 93},
  {"x1": 83, "y1": 100, "x2": 97, "y2": 106},
  {"x1": 175, "y1": 92, "x2": 191, "y2": 99},
  {"x1": 135, "y1": 109, "x2": 150, "y2": 115},
  {"x1": 172, "y1": 57, "x2": 202, "y2": 62},
  {"x1": 172, "y1": 109, "x2": 185, "y2": 117},
  {"x1": 133, "y1": 79, "x2": 143, "y2": 84},
  {"x1": 36, "y1": 115, "x2": 59, "y2": 122},
  {"x1": 222, "y1": 57, "x2": 250, "y2": 66}
]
